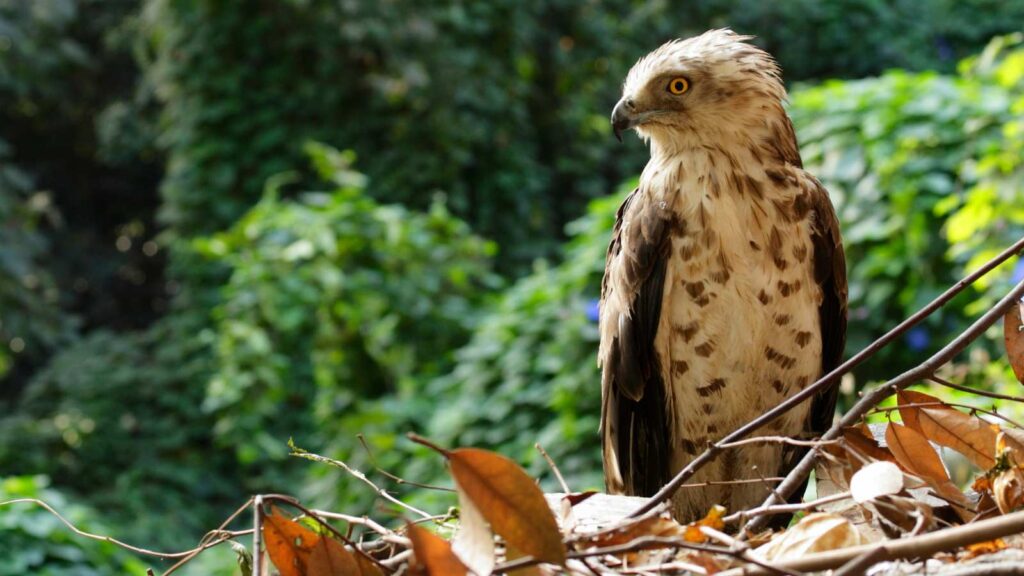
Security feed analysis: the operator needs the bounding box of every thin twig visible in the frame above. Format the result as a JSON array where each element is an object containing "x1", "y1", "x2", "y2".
[
  {"x1": 928, "y1": 375, "x2": 1024, "y2": 404},
  {"x1": 163, "y1": 497, "x2": 256, "y2": 575},
  {"x1": 742, "y1": 276, "x2": 1024, "y2": 535},
  {"x1": 494, "y1": 535, "x2": 801, "y2": 576},
  {"x1": 536, "y1": 442, "x2": 571, "y2": 493},
  {"x1": 718, "y1": 436, "x2": 840, "y2": 449},
  {"x1": 290, "y1": 445, "x2": 432, "y2": 519},
  {"x1": 252, "y1": 495, "x2": 264, "y2": 576},
  {"x1": 630, "y1": 236, "x2": 1024, "y2": 518},
  {"x1": 0, "y1": 498, "x2": 245, "y2": 561},
  {"x1": 723, "y1": 491, "x2": 851, "y2": 524},
  {"x1": 357, "y1": 433, "x2": 455, "y2": 492},
  {"x1": 870, "y1": 401, "x2": 1024, "y2": 430},
  {"x1": 677, "y1": 477, "x2": 786, "y2": 489}
]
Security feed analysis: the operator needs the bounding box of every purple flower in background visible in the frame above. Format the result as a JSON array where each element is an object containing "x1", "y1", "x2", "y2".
[
  {"x1": 905, "y1": 326, "x2": 930, "y2": 351},
  {"x1": 585, "y1": 298, "x2": 601, "y2": 323},
  {"x1": 1012, "y1": 259, "x2": 1024, "y2": 285}
]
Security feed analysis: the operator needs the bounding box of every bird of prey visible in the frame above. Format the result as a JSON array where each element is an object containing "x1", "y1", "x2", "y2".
[{"x1": 599, "y1": 29, "x2": 847, "y2": 522}]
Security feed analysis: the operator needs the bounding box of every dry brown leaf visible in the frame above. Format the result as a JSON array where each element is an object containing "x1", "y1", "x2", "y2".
[
  {"x1": 307, "y1": 536, "x2": 360, "y2": 576},
  {"x1": 682, "y1": 505, "x2": 726, "y2": 543},
  {"x1": 756, "y1": 513, "x2": 865, "y2": 560},
  {"x1": 504, "y1": 544, "x2": 543, "y2": 576},
  {"x1": 1000, "y1": 428, "x2": 1024, "y2": 456},
  {"x1": 993, "y1": 465, "x2": 1024, "y2": 514},
  {"x1": 585, "y1": 513, "x2": 684, "y2": 549},
  {"x1": 842, "y1": 427, "x2": 896, "y2": 467},
  {"x1": 263, "y1": 507, "x2": 320, "y2": 576},
  {"x1": 448, "y1": 448, "x2": 566, "y2": 566},
  {"x1": 353, "y1": 554, "x2": 384, "y2": 576},
  {"x1": 918, "y1": 407, "x2": 997, "y2": 469},
  {"x1": 886, "y1": 422, "x2": 949, "y2": 482},
  {"x1": 963, "y1": 538, "x2": 1007, "y2": 558},
  {"x1": 407, "y1": 523, "x2": 469, "y2": 576},
  {"x1": 896, "y1": 389, "x2": 950, "y2": 433},
  {"x1": 1004, "y1": 301, "x2": 1024, "y2": 384}
]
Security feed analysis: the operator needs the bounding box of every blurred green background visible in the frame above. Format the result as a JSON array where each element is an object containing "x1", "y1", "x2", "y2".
[{"x1": 2, "y1": 1, "x2": 1024, "y2": 573}]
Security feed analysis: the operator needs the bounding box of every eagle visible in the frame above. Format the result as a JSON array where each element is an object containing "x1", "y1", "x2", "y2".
[{"x1": 599, "y1": 29, "x2": 848, "y2": 522}]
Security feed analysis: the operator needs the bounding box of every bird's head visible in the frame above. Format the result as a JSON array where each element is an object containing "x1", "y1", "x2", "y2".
[{"x1": 611, "y1": 29, "x2": 789, "y2": 152}]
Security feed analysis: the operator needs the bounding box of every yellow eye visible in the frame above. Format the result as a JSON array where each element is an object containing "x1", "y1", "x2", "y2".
[{"x1": 667, "y1": 77, "x2": 689, "y2": 94}]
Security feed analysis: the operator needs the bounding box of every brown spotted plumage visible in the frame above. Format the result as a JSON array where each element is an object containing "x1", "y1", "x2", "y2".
[{"x1": 599, "y1": 29, "x2": 847, "y2": 521}]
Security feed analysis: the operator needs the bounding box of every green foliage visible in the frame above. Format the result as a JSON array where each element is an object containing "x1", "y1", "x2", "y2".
[
  {"x1": 421, "y1": 188, "x2": 630, "y2": 491},
  {"x1": 0, "y1": 476, "x2": 148, "y2": 575},
  {"x1": 0, "y1": 312, "x2": 240, "y2": 550},
  {"x1": 0, "y1": 142, "x2": 71, "y2": 382},
  {"x1": 195, "y1": 144, "x2": 499, "y2": 466},
  {"x1": 791, "y1": 40, "x2": 1023, "y2": 376},
  {"x1": 141, "y1": 0, "x2": 1024, "y2": 270}
]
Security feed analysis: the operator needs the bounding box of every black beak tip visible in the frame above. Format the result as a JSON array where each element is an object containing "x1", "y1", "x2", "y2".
[{"x1": 614, "y1": 128, "x2": 623, "y2": 143}]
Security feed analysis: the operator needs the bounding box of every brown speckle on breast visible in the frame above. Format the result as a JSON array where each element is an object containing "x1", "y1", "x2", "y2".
[
  {"x1": 795, "y1": 331, "x2": 812, "y2": 348},
  {"x1": 697, "y1": 378, "x2": 727, "y2": 397},
  {"x1": 765, "y1": 346, "x2": 797, "y2": 369},
  {"x1": 674, "y1": 321, "x2": 699, "y2": 343},
  {"x1": 774, "y1": 313, "x2": 791, "y2": 326},
  {"x1": 686, "y1": 281, "x2": 705, "y2": 298},
  {"x1": 793, "y1": 243, "x2": 808, "y2": 263},
  {"x1": 679, "y1": 242, "x2": 700, "y2": 261},
  {"x1": 672, "y1": 360, "x2": 690, "y2": 375},
  {"x1": 694, "y1": 340, "x2": 715, "y2": 357},
  {"x1": 757, "y1": 289, "x2": 772, "y2": 305},
  {"x1": 777, "y1": 279, "x2": 801, "y2": 297},
  {"x1": 772, "y1": 379, "x2": 784, "y2": 393}
]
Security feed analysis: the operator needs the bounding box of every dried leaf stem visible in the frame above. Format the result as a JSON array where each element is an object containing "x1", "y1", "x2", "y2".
[{"x1": 631, "y1": 235, "x2": 1024, "y2": 518}]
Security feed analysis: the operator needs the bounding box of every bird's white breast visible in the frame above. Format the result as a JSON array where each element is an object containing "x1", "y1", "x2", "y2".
[{"x1": 641, "y1": 149, "x2": 823, "y2": 518}]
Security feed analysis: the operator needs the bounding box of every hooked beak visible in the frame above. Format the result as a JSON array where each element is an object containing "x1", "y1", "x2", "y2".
[{"x1": 611, "y1": 97, "x2": 638, "y2": 142}]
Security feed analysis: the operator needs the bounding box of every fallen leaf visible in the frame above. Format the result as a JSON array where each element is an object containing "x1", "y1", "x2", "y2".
[
  {"x1": 842, "y1": 427, "x2": 896, "y2": 466},
  {"x1": 263, "y1": 507, "x2": 319, "y2": 576},
  {"x1": 851, "y1": 461, "x2": 904, "y2": 503},
  {"x1": 918, "y1": 407, "x2": 997, "y2": 469},
  {"x1": 308, "y1": 536, "x2": 359, "y2": 575},
  {"x1": 683, "y1": 505, "x2": 726, "y2": 543},
  {"x1": 886, "y1": 422, "x2": 949, "y2": 482},
  {"x1": 407, "y1": 523, "x2": 468, "y2": 576},
  {"x1": 451, "y1": 484, "x2": 495, "y2": 576},
  {"x1": 896, "y1": 390, "x2": 951, "y2": 433},
  {"x1": 504, "y1": 544, "x2": 542, "y2": 576},
  {"x1": 756, "y1": 513, "x2": 865, "y2": 560},
  {"x1": 868, "y1": 494, "x2": 936, "y2": 537},
  {"x1": 963, "y1": 538, "x2": 1007, "y2": 559},
  {"x1": 993, "y1": 465, "x2": 1024, "y2": 514},
  {"x1": 585, "y1": 513, "x2": 685, "y2": 549},
  {"x1": 448, "y1": 448, "x2": 566, "y2": 566},
  {"x1": 353, "y1": 554, "x2": 384, "y2": 576},
  {"x1": 1004, "y1": 301, "x2": 1024, "y2": 384},
  {"x1": 1000, "y1": 428, "x2": 1024, "y2": 456}
]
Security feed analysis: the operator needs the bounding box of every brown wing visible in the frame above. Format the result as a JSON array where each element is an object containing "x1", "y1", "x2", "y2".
[
  {"x1": 807, "y1": 179, "x2": 847, "y2": 434},
  {"x1": 600, "y1": 188, "x2": 674, "y2": 496},
  {"x1": 774, "y1": 177, "x2": 847, "y2": 522}
]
